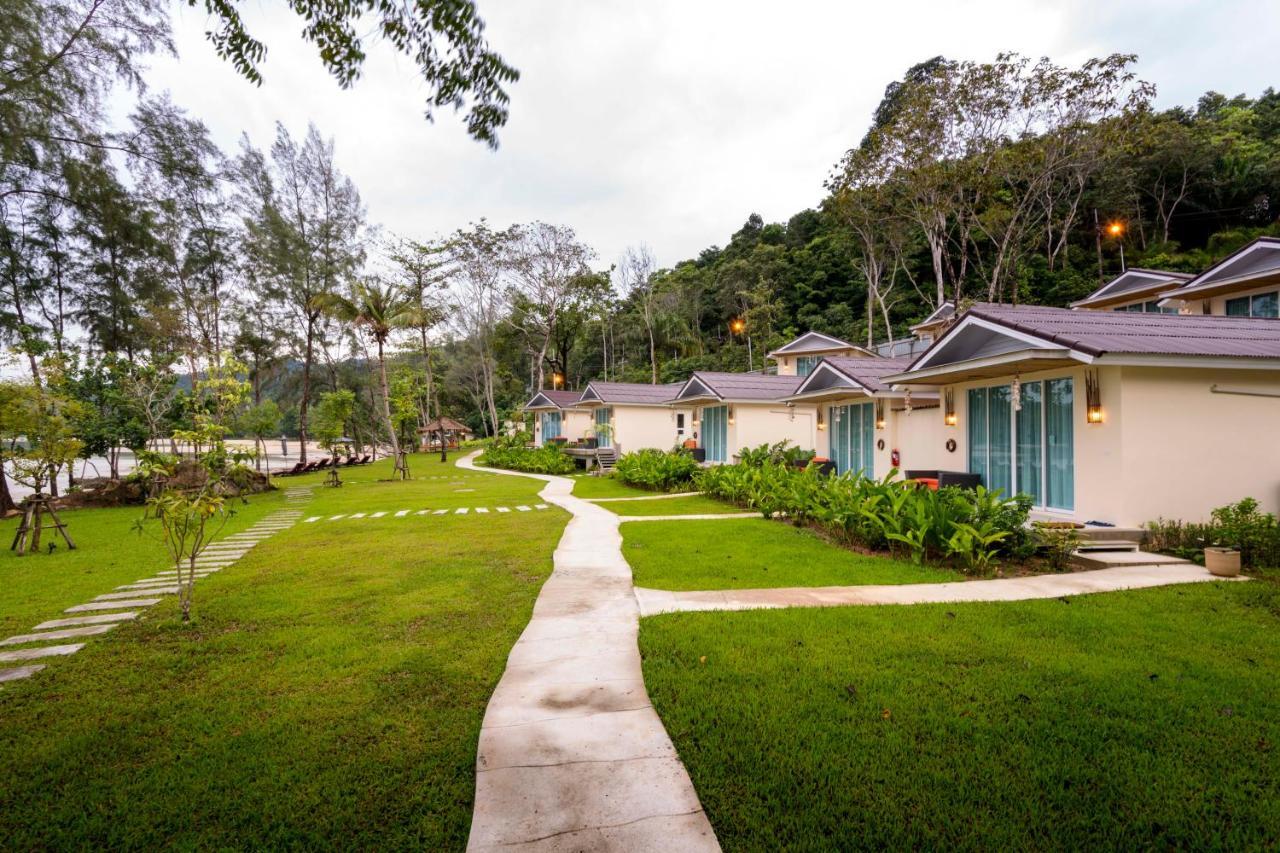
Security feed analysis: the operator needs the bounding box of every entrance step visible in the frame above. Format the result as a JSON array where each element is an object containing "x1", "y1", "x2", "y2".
[
  {"x1": 1074, "y1": 540, "x2": 1141, "y2": 552},
  {"x1": 1069, "y1": 550, "x2": 1190, "y2": 571},
  {"x1": 1076, "y1": 526, "x2": 1146, "y2": 545}
]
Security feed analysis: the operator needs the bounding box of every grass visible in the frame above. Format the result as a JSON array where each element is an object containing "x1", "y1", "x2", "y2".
[
  {"x1": 569, "y1": 473, "x2": 683, "y2": 499},
  {"x1": 624, "y1": 518, "x2": 955, "y2": 589},
  {"x1": 0, "y1": 455, "x2": 565, "y2": 848},
  {"x1": 640, "y1": 580, "x2": 1280, "y2": 850},
  {"x1": 608, "y1": 495, "x2": 744, "y2": 516},
  {"x1": 303, "y1": 456, "x2": 549, "y2": 514},
  {"x1": 0, "y1": 490, "x2": 284, "y2": 638}
]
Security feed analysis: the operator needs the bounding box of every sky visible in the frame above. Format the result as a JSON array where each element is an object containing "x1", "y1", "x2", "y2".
[{"x1": 123, "y1": 0, "x2": 1280, "y2": 271}]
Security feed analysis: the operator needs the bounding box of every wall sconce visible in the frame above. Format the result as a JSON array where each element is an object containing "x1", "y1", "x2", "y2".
[
  {"x1": 692, "y1": 409, "x2": 700, "y2": 427},
  {"x1": 727, "y1": 405, "x2": 735, "y2": 426},
  {"x1": 943, "y1": 388, "x2": 957, "y2": 426},
  {"x1": 1085, "y1": 369, "x2": 1104, "y2": 424},
  {"x1": 874, "y1": 399, "x2": 886, "y2": 430},
  {"x1": 816, "y1": 407, "x2": 826, "y2": 431}
]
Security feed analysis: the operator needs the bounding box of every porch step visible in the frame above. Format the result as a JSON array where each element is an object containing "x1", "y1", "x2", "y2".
[
  {"x1": 1069, "y1": 550, "x2": 1190, "y2": 571},
  {"x1": 1073, "y1": 540, "x2": 1141, "y2": 552},
  {"x1": 1076, "y1": 526, "x2": 1146, "y2": 545}
]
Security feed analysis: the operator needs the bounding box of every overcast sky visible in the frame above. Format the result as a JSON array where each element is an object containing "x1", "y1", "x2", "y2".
[{"x1": 125, "y1": 0, "x2": 1280, "y2": 270}]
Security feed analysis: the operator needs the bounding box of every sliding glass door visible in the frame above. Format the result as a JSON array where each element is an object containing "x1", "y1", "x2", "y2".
[
  {"x1": 968, "y1": 379, "x2": 1074, "y2": 510},
  {"x1": 829, "y1": 403, "x2": 875, "y2": 477},
  {"x1": 541, "y1": 411, "x2": 561, "y2": 443},
  {"x1": 594, "y1": 407, "x2": 613, "y2": 447},
  {"x1": 701, "y1": 405, "x2": 728, "y2": 463}
]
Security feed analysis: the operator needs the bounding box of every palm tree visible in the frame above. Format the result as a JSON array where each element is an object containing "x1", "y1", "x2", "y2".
[{"x1": 312, "y1": 281, "x2": 417, "y2": 479}]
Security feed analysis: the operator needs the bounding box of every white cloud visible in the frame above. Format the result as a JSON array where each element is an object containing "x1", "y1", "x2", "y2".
[{"x1": 123, "y1": 0, "x2": 1280, "y2": 269}]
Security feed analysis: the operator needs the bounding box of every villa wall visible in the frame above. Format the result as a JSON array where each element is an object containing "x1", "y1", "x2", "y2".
[
  {"x1": 727, "y1": 403, "x2": 818, "y2": 459},
  {"x1": 611, "y1": 405, "x2": 691, "y2": 452},
  {"x1": 891, "y1": 405, "x2": 947, "y2": 476},
  {"x1": 533, "y1": 409, "x2": 593, "y2": 446}
]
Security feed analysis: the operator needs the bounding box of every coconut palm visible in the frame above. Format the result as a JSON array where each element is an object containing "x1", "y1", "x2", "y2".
[{"x1": 312, "y1": 281, "x2": 418, "y2": 479}]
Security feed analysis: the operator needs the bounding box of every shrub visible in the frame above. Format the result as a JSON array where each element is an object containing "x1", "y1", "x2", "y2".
[
  {"x1": 736, "y1": 440, "x2": 815, "y2": 468},
  {"x1": 1146, "y1": 497, "x2": 1280, "y2": 569},
  {"x1": 614, "y1": 449, "x2": 700, "y2": 492},
  {"x1": 479, "y1": 443, "x2": 575, "y2": 475},
  {"x1": 1033, "y1": 523, "x2": 1082, "y2": 572}
]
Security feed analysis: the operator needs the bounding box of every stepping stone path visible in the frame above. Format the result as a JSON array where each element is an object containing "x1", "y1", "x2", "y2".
[
  {"x1": 0, "y1": 486, "x2": 314, "y2": 686},
  {"x1": 455, "y1": 453, "x2": 719, "y2": 852},
  {"x1": 299, "y1": 504, "x2": 553, "y2": 524}
]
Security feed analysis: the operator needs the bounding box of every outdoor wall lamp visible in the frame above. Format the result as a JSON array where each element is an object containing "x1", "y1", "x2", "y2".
[
  {"x1": 1086, "y1": 370, "x2": 1104, "y2": 424},
  {"x1": 874, "y1": 399, "x2": 886, "y2": 430},
  {"x1": 943, "y1": 388, "x2": 958, "y2": 426},
  {"x1": 727, "y1": 405, "x2": 735, "y2": 425},
  {"x1": 816, "y1": 408, "x2": 826, "y2": 431}
]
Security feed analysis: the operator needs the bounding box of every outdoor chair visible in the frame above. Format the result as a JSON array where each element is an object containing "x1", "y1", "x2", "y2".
[
  {"x1": 344, "y1": 456, "x2": 359, "y2": 466},
  {"x1": 273, "y1": 461, "x2": 306, "y2": 477},
  {"x1": 938, "y1": 471, "x2": 983, "y2": 490},
  {"x1": 358, "y1": 454, "x2": 372, "y2": 464}
]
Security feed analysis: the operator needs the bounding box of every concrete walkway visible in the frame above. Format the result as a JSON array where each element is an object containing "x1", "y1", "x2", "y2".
[
  {"x1": 635, "y1": 562, "x2": 1243, "y2": 617},
  {"x1": 459, "y1": 453, "x2": 719, "y2": 852}
]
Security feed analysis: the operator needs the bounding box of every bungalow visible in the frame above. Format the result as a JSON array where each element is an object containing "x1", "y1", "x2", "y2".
[
  {"x1": 1070, "y1": 268, "x2": 1192, "y2": 313},
  {"x1": 885, "y1": 303, "x2": 1280, "y2": 526},
  {"x1": 523, "y1": 390, "x2": 592, "y2": 447},
  {"x1": 768, "y1": 331, "x2": 872, "y2": 376},
  {"x1": 1157, "y1": 236, "x2": 1280, "y2": 317},
  {"x1": 669, "y1": 372, "x2": 816, "y2": 462},
  {"x1": 787, "y1": 357, "x2": 942, "y2": 478},
  {"x1": 574, "y1": 381, "x2": 692, "y2": 451},
  {"x1": 908, "y1": 301, "x2": 957, "y2": 342}
]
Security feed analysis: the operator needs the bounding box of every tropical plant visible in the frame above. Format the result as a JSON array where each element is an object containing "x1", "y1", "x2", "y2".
[
  {"x1": 614, "y1": 449, "x2": 699, "y2": 492},
  {"x1": 479, "y1": 444, "x2": 575, "y2": 475}
]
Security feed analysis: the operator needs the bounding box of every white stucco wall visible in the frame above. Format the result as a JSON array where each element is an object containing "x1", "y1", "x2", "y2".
[
  {"x1": 610, "y1": 405, "x2": 692, "y2": 452},
  {"x1": 533, "y1": 409, "x2": 593, "y2": 446},
  {"x1": 715, "y1": 402, "x2": 818, "y2": 459}
]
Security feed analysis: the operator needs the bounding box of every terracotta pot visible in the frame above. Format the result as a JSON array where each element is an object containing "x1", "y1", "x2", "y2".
[{"x1": 1204, "y1": 547, "x2": 1241, "y2": 577}]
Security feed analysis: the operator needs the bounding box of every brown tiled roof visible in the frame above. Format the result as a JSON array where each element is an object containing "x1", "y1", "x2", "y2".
[
  {"x1": 584, "y1": 381, "x2": 682, "y2": 405},
  {"x1": 822, "y1": 357, "x2": 914, "y2": 393},
  {"x1": 960, "y1": 303, "x2": 1280, "y2": 360},
  {"x1": 525, "y1": 389, "x2": 584, "y2": 409},
  {"x1": 684, "y1": 372, "x2": 804, "y2": 401}
]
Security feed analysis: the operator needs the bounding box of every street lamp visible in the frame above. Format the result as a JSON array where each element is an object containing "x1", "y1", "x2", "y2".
[
  {"x1": 729, "y1": 318, "x2": 745, "y2": 335},
  {"x1": 1106, "y1": 221, "x2": 1126, "y2": 271},
  {"x1": 552, "y1": 372, "x2": 564, "y2": 389}
]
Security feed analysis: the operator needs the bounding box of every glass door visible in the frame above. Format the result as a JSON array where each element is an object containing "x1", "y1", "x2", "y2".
[
  {"x1": 541, "y1": 411, "x2": 561, "y2": 443},
  {"x1": 701, "y1": 405, "x2": 728, "y2": 462},
  {"x1": 594, "y1": 407, "x2": 612, "y2": 447}
]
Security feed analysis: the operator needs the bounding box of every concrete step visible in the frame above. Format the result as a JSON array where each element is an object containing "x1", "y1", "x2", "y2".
[
  {"x1": 1074, "y1": 540, "x2": 1141, "y2": 552},
  {"x1": 1069, "y1": 550, "x2": 1190, "y2": 571},
  {"x1": 1076, "y1": 526, "x2": 1146, "y2": 545}
]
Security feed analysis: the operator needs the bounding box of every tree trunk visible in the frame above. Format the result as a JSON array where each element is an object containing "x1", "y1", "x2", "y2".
[
  {"x1": 298, "y1": 319, "x2": 315, "y2": 463},
  {"x1": 377, "y1": 339, "x2": 403, "y2": 477},
  {"x1": 0, "y1": 465, "x2": 16, "y2": 514}
]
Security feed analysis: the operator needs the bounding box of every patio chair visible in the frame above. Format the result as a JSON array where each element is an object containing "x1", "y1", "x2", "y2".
[
  {"x1": 938, "y1": 471, "x2": 983, "y2": 490},
  {"x1": 273, "y1": 461, "x2": 306, "y2": 477},
  {"x1": 358, "y1": 454, "x2": 372, "y2": 464},
  {"x1": 344, "y1": 455, "x2": 359, "y2": 466}
]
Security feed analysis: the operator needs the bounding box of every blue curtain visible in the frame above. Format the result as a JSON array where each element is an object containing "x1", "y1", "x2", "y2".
[
  {"x1": 987, "y1": 385, "x2": 1012, "y2": 496},
  {"x1": 542, "y1": 412, "x2": 561, "y2": 443},
  {"x1": 967, "y1": 388, "x2": 988, "y2": 484},
  {"x1": 1016, "y1": 381, "x2": 1043, "y2": 505},
  {"x1": 594, "y1": 407, "x2": 612, "y2": 447},
  {"x1": 829, "y1": 406, "x2": 846, "y2": 473},
  {"x1": 702, "y1": 405, "x2": 727, "y2": 462},
  {"x1": 1046, "y1": 378, "x2": 1074, "y2": 510},
  {"x1": 860, "y1": 402, "x2": 875, "y2": 478}
]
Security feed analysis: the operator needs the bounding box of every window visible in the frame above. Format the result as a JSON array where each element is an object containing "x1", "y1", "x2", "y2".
[
  {"x1": 828, "y1": 403, "x2": 874, "y2": 477},
  {"x1": 701, "y1": 405, "x2": 728, "y2": 462},
  {"x1": 540, "y1": 411, "x2": 561, "y2": 443},
  {"x1": 1226, "y1": 292, "x2": 1279, "y2": 318},
  {"x1": 1115, "y1": 301, "x2": 1175, "y2": 314},
  {"x1": 594, "y1": 407, "x2": 613, "y2": 447},
  {"x1": 676, "y1": 412, "x2": 686, "y2": 437},
  {"x1": 796, "y1": 355, "x2": 821, "y2": 376},
  {"x1": 968, "y1": 379, "x2": 1074, "y2": 510}
]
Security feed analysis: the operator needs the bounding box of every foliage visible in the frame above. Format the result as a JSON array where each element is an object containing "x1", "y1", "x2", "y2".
[
  {"x1": 479, "y1": 444, "x2": 575, "y2": 475},
  {"x1": 311, "y1": 390, "x2": 357, "y2": 450},
  {"x1": 1146, "y1": 497, "x2": 1280, "y2": 569},
  {"x1": 736, "y1": 440, "x2": 816, "y2": 468},
  {"x1": 614, "y1": 449, "x2": 699, "y2": 492},
  {"x1": 1032, "y1": 523, "x2": 1082, "y2": 572},
  {"x1": 697, "y1": 463, "x2": 1030, "y2": 575}
]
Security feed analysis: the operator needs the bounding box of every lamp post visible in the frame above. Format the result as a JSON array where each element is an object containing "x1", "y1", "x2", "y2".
[
  {"x1": 729, "y1": 318, "x2": 750, "y2": 370},
  {"x1": 1107, "y1": 221, "x2": 1126, "y2": 272}
]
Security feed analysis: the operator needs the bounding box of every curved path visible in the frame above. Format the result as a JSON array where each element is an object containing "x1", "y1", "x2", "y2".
[{"x1": 458, "y1": 453, "x2": 719, "y2": 852}]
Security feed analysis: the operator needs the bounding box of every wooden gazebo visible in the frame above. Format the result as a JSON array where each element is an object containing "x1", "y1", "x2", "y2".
[{"x1": 418, "y1": 417, "x2": 474, "y2": 451}]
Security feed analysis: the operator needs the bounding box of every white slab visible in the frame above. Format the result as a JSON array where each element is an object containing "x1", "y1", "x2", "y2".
[
  {"x1": 455, "y1": 507, "x2": 469, "y2": 515},
  {"x1": 476, "y1": 507, "x2": 489, "y2": 514},
  {"x1": 329, "y1": 515, "x2": 347, "y2": 521},
  {"x1": 0, "y1": 664, "x2": 45, "y2": 683},
  {"x1": 36, "y1": 612, "x2": 139, "y2": 630},
  {"x1": 349, "y1": 513, "x2": 366, "y2": 519},
  {"x1": 433, "y1": 509, "x2": 448, "y2": 515},
  {"x1": 369, "y1": 511, "x2": 387, "y2": 518},
  {"x1": 96, "y1": 588, "x2": 176, "y2": 600},
  {"x1": 0, "y1": 643, "x2": 85, "y2": 663},
  {"x1": 414, "y1": 510, "x2": 429, "y2": 516},
  {"x1": 497, "y1": 507, "x2": 510, "y2": 513},
  {"x1": 1, "y1": 624, "x2": 116, "y2": 645},
  {"x1": 66, "y1": 599, "x2": 160, "y2": 613},
  {"x1": 516, "y1": 505, "x2": 531, "y2": 512},
  {"x1": 395, "y1": 510, "x2": 410, "y2": 517},
  {"x1": 304, "y1": 517, "x2": 321, "y2": 523}
]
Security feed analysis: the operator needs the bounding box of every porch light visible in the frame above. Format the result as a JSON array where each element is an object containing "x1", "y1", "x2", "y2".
[
  {"x1": 692, "y1": 409, "x2": 700, "y2": 427},
  {"x1": 943, "y1": 388, "x2": 958, "y2": 426},
  {"x1": 727, "y1": 405, "x2": 735, "y2": 425},
  {"x1": 1085, "y1": 370, "x2": 1104, "y2": 424},
  {"x1": 816, "y1": 408, "x2": 826, "y2": 431},
  {"x1": 874, "y1": 399, "x2": 886, "y2": 430}
]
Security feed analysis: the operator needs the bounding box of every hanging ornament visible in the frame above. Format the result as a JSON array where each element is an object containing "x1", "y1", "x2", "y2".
[
  {"x1": 905, "y1": 390, "x2": 913, "y2": 414},
  {"x1": 1011, "y1": 375, "x2": 1022, "y2": 412}
]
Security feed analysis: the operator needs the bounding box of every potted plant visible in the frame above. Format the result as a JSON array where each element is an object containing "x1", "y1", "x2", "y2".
[
  {"x1": 588, "y1": 422, "x2": 612, "y2": 449},
  {"x1": 580, "y1": 428, "x2": 598, "y2": 449},
  {"x1": 1204, "y1": 547, "x2": 1241, "y2": 577}
]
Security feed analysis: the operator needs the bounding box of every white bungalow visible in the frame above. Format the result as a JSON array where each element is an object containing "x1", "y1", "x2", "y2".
[
  {"x1": 767, "y1": 332, "x2": 872, "y2": 377},
  {"x1": 522, "y1": 390, "x2": 592, "y2": 446},
  {"x1": 786, "y1": 357, "x2": 942, "y2": 478},
  {"x1": 885, "y1": 302, "x2": 1280, "y2": 526},
  {"x1": 1157, "y1": 236, "x2": 1280, "y2": 317},
  {"x1": 574, "y1": 381, "x2": 692, "y2": 451},
  {"x1": 669, "y1": 372, "x2": 816, "y2": 463},
  {"x1": 1070, "y1": 269, "x2": 1192, "y2": 313}
]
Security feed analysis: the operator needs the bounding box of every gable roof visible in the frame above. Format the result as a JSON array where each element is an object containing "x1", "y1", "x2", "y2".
[
  {"x1": 578, "y1": 381, "x2": 683, "y2": 406},
  {"x1": 1159, "y1": 237, "x2": 1280, "y2": 304},
  {"x1": 418, "y1": 416, "x2": 472, "y2": 433},
  {"x1": 523, "y1": 389, "x2": 585, "y2": 410},
  {"x1": 789, "y1": 357, "x2": 915, "y2": 401},
  {"x1": 1070, "y1": 268, "x2": 1193, "y2": 310},
  {"x1": 909, "y1": 301, "x2": 956, "y2": 331},
  {"x1": 767, "y1": 331, "x2": 872, "y2": 358},
  {"x1": 672, "y1": 371, "x2": 804, "y2": 403},
  {"x1": 889, "y1": 302, "x2": 1280, "y2": 384}
]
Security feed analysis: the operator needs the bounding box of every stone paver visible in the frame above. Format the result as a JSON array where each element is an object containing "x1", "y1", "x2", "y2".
[
  {"x1": 66, "y1": 599, "x2": 160, "y2": 613},
  {"x1": 0, "y1": 664, "x2": 45, "y2": 683},
  {"x1": 0, "y1": 643, "x2": 85, "y2": 663},
  {"x1": 36, "y1": 612, "x2": 139, "y2": 630},
  {"x1": 1, "y1": 624, "x2": 117, "y2": 645},
  {"x1": 457, "y1": 452, "x2": 719, "y2": 852},
  {"x1": 634, "y1": 562, "x2": 1243, "y2": 617},
  {"x1": 95, "y1": 588, "x2": 177, "y2": 601}
]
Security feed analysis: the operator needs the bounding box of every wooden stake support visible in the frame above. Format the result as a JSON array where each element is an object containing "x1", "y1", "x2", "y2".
[{"x1": 11, "y1": 493, "x2": 76, "y2": 555}]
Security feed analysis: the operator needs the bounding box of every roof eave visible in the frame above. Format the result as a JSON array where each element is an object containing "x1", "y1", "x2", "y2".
[{"x1": 886, "y1": 348, "x2": 1088, "y2": 385}]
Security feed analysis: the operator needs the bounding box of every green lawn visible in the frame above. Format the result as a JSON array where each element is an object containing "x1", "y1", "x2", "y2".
[
  {"x1": 640, "y1": 579, "x2": 1280, "y2": 850},
  {"x1": 624, "y1": 518, "x2": 955, "y2": 589},
  {"x1": 570, "y1": 473, "x2": 684, "y2": 499},
  {"x1": 0, "y1": 457, "x2": 565, "y2": 848},
  {"x1": 302, "y1": 455, "x2": 550, "y2": 514},
  {"x1": 0, "y1": 491, "x2": 285, "y2": 638},
  {"x1": 609, "y1": 495, "x2": 744, "y2": 516}
]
